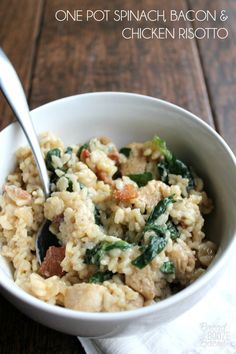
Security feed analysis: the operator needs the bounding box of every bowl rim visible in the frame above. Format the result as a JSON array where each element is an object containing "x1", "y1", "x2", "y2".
[{"x1": 0, "y1": 91, "x2": 236, "y2": 322}]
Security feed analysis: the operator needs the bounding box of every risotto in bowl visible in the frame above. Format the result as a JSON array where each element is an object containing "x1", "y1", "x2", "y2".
[{"x1": 0, "y1": 92, "x2": 235, "y2": 337}]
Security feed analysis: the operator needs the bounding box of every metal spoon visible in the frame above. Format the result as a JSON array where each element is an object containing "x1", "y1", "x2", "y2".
[{"x1": 0, "y1": 48, "x2": 59, "y2": 263}]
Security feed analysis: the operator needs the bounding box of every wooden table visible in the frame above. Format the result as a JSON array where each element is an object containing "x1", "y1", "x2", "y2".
[{"x1": 0, "y1": 1, "x2": 235, "y2": 353}]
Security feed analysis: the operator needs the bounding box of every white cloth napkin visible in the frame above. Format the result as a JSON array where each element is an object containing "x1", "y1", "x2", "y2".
[{"x1": 78, "y1": 256, "x2": 236, "y2": 354}]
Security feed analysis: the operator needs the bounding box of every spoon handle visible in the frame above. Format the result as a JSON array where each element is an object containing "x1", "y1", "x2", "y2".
[{"x1": 0, "y1": 48, "x2": 50, "y2": 197}]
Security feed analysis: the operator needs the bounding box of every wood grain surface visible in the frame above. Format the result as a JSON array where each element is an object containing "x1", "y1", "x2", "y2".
[
  {"x1": 0, "y1": 0, "x2": 44, "y2": 130},
  {"x1": 30, "y1": 0, "x2": 213, "y2": 125},
  {"x1": 188, "y1": 0, "x2": 236, "y2": 153},
  {"x1": 0, "y1": 0, "x2": 235, "y2": 353}
]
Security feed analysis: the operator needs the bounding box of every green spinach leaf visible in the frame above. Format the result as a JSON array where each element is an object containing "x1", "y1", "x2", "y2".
[
  {"x1": 66, "y1": 178, "x2": 73, "y2": 192},
  {"x1": 46, "y1": 148, "x2": 61, "y2": 172},
  {"x1": 94, "y1": 206, "x2": 102, "y2": 225},
  {"x1": 128, "y1": 172, "x2": 153, "y2": 187},
  {"x1": 132, "y1": 235, "x2": 168, "y2": 269},
  {"x1": 145, "y1": 196, "x2": 174, "y2": 230},
  {"x1": 84, "y1": 240, "x2": 132, "y2": 267},
  {"x1": 84, "y1": 242, "x2": 107, "y2": 267},
  {"x1": 119, "y1": 147, "x2": 131, "y2": 158},
  {"x1": 153, "y1": 136, "x2": 172, "y2": 161},
  {"x1": 50, "y1": 172, "x2": 59, "y2": 185},
  {"x1": 158, "y1": 158, "x2": 195, "y2": 190},
  {"x1": 160, "y1": 261, "x2": 175, "y2": 274},
  {"x1": 104, "y1": 240, "x2": 132, "y2": 252},
  {"x1": 153, "y1": 135, "x2": 195, "y2": 190},
  {"x1": 144, "y1": 223, "x2": 167, "y2": 236},
  {"x1": 89, "y1": 271, "x2": 113, "y2": 283},
  {"x1": 166, "y1": 220, "x2": 180, "y2": 240}
]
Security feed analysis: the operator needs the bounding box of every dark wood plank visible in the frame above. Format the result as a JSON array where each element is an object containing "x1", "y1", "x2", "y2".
[
  {"x1": 0, "y1": 1, "x2": 84, "y2": 353},
  {"x1": 0, "y1": 0, "x2": 44, "y2": 130},
  {"x1": 188, "y1": 0, "x2": 236, "y2": 153},
  {"x1": 30, "y1": 0, "x2": 214, "y2": 126},
  {"x1": 0, "y1": 296, "x2": 83, "y2": 354}
]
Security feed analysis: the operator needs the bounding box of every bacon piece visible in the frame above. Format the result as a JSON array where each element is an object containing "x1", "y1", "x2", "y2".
[
  {"x1": 108, "y1": 151, "x2": 120, "y2": 163},
  {"x1": 96, "y1": 170, "x2": 112, "y2": 185},
  {"x1": 81, "y1": 149, "x2": 90, "y2": 159},
  {"x1": 113, "y1": 184, "x2": 138, "y2": 201},
  {"x1": 38, "y1": 246, "x2": 65, "y2": 278}
]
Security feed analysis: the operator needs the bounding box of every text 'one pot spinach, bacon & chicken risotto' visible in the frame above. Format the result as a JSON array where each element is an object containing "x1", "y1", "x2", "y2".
[{"x1": 0, "y1": 133, "x2": 217, "y2": 312}]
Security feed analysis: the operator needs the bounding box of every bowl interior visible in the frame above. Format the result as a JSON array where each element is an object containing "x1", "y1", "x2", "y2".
[{"x1": 0, "y1": 92, "x2": 235, "y2": 283}]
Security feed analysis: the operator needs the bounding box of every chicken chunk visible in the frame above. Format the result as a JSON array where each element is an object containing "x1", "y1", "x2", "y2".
[
  {"x1": 64, "y1": 283, "x2": 106, "y2": 312},
  {"x1": 64, "y1": 282, "x2": 144, "y2": 312},
  {"x1": 166, "y1": 239, "x2": 196, "y2": 284},
  {"x1": 103, "y1": 283, "x2": 144, "y2": 311},
  {"x1": 4, "y1": 185, "x2": 32, "y2": 206},
  {"x1": 125, "y1": 265, "x2": 156, "y2": 300},
  {"x1": 120, "y1": 143, "x2": 146, "y2": 176}
]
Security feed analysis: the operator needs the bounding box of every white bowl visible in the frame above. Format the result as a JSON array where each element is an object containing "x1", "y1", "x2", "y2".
[{"x1": 0, "y1": 92, "x2": 236, "y2": 338}]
